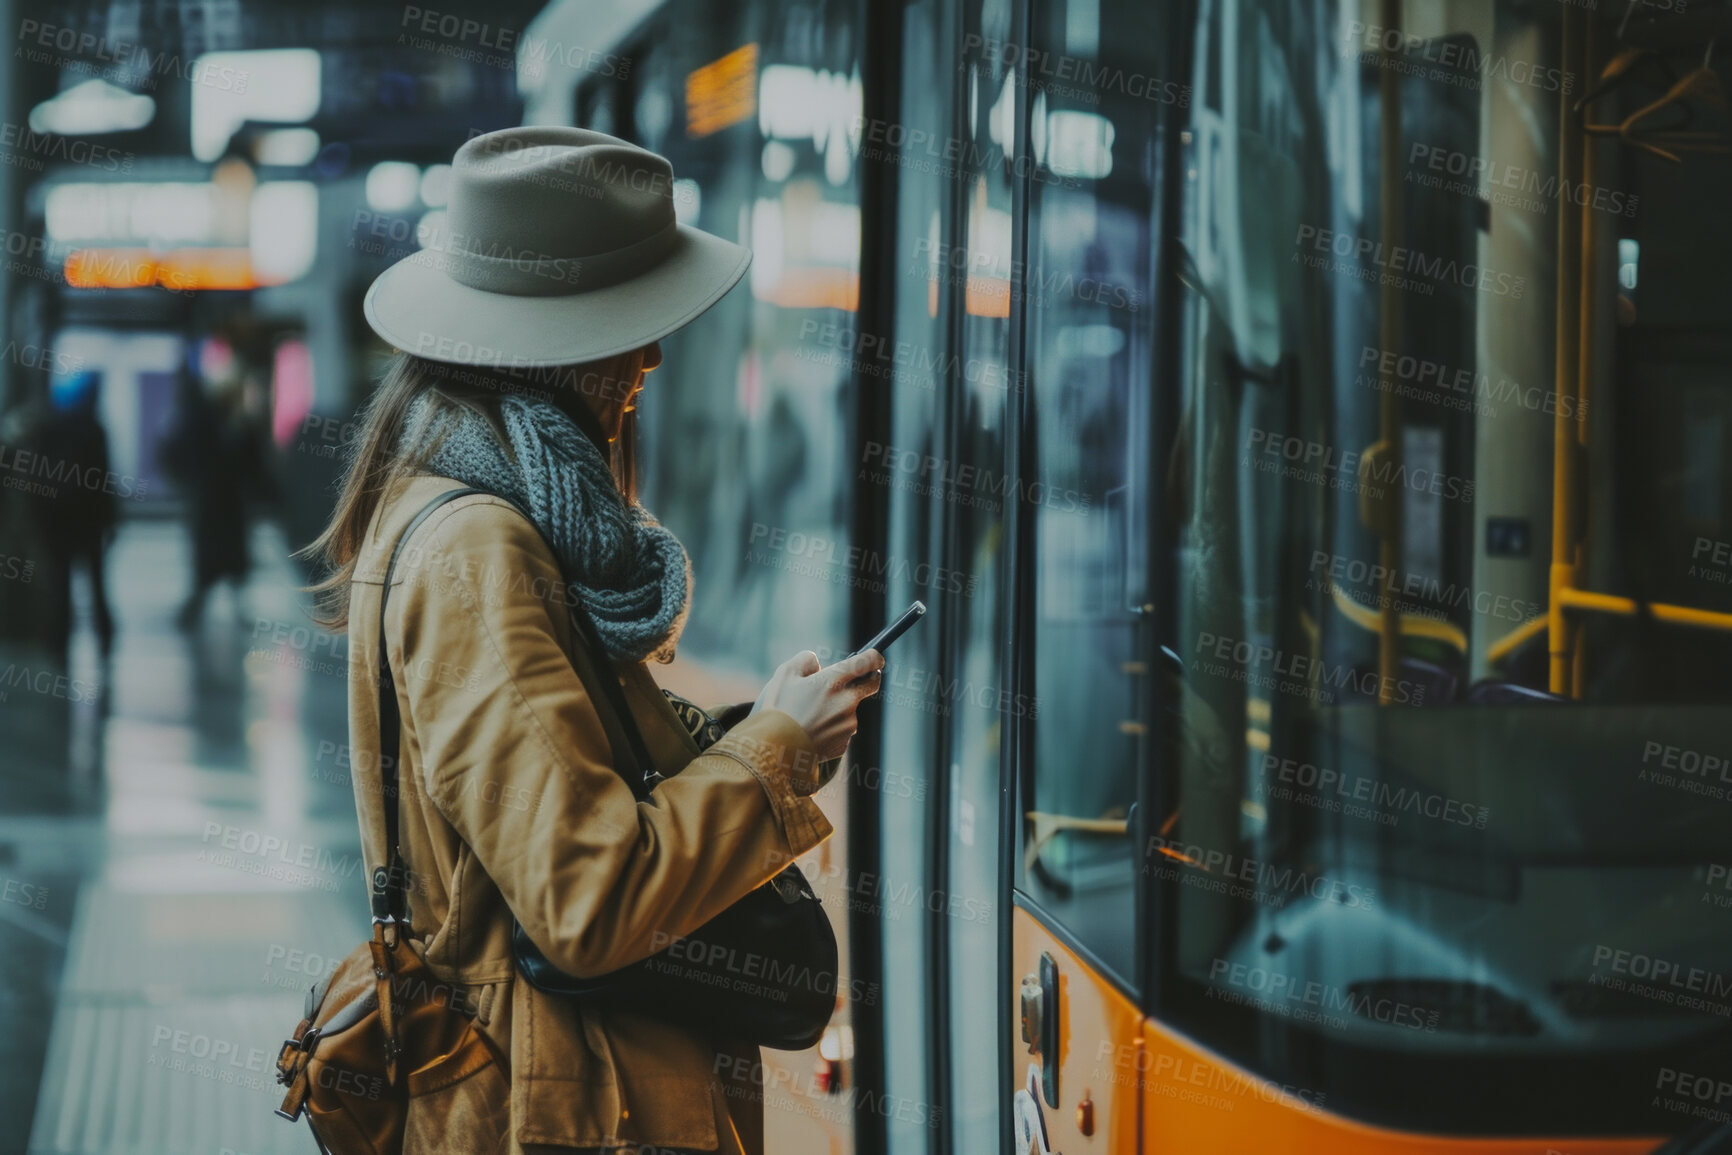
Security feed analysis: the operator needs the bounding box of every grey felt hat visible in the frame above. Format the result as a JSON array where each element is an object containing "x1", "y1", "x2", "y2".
[{"x1": 363, "y1": 126, "x2": 751, "y2": 369}]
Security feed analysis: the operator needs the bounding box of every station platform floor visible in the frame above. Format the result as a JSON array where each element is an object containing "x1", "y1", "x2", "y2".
[{"x1": 3, "y1": 518, "x2": 367, "y2": 1155}]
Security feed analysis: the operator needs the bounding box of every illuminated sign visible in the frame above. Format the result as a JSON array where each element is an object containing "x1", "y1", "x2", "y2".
[
  {"x1": 48, "y1": 179, "x2": 317, "y2": 287},
  {"x1": 65, "y1": 247, "x2": 264, "y2": 291},
  {"x1": 686, "y1": 43, "x2": 757, "y2": 138}
]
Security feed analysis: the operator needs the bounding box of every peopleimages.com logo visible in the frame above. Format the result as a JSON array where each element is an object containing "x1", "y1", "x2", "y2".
[
  {"x1": 1265, "y1": 752, "x2": 1491, "y2": 829},
  {"x1": 1207, "y1": 959, "x2": 1441, "y2": 1032},
  {"x1": 1145, "y1": 831, "x2": 1379, "y2": 909},
  {"x1": 1343, "y1": 21, "x2": 1574, "y2": 94},
  {"x1": 959, "y1": 34, "x2": 1190, "y2": 107},
  {"x1": 1294, "y1": 225, "x2": 1526, "y2": 299},
  {"x1": 1357, "y1": 345, "x2": 1583, "y2": 420},
  {"x1": 1307, "y1": 549, "x2": 1541, "y2": 626},
  {"x1": 1244, "y1": 429, "x2": 1475, "y2": 504},
  {"x1": 1094, "y1": 1041, "x2": 1327, "y2": 1112},
  {"x1": 1193, "y1": 630, "x2": 1427, "y2": 706},
  {"x1": 1408, "y1": 143, "x2": 1637, "y2": 218}
]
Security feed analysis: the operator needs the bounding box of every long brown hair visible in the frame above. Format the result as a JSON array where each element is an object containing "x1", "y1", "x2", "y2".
[{"x1": 302, "y1": 350, "x2": 643, "y2": 630}]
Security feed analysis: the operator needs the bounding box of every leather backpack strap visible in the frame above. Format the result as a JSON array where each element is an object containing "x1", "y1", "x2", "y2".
[{"x1": 371, "y1": 485, "x2": 485, "y2": 926}]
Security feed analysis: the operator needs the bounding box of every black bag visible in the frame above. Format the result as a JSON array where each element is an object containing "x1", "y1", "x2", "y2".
[{"x1": 473, "y1": 492, "x2": 839, "y2": 1052}]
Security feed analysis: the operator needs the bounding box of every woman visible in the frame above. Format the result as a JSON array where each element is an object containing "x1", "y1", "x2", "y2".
[{"x1": 309, "y1": 127, "x2": 882, "y2": 1154}]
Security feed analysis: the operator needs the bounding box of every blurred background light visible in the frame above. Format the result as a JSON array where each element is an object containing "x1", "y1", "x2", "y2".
[
  {"x1": 987, "y1": 74, "x2": 1014, "y2": 151},
  {"x1": 1056, "y1": 323, "x2": 1128, "y2": 360},
  {"x1": 250, "y1": 182, "x2": 318, "y2": 283},
  {"x1": 46, "y1": 182, "x2": 216, "y2": 245},
  {"x1": 271, "y1": 339, "x2": 315, "y2": 448},
  {"x1": 190, "y1": 49, "x2": 321, "y2": 162},
  {"x1": 757, "y1": 65, "x2": 861, "y2": 148},
  {"x1": 365, "y1": 162, "x2": 422, "y2": 213},
  {"x1": 1044, "y1": 110, "x2": 1115, "y2": 180},
  {"x1": 419, "y1": 163, "x2": 453, "y2": 208},
  {"x1": 672, "y1": 177, "x2": 701, "y2": 225},
  {"x1": 761, "y1": 140, "x2": 796, "y2": 183},
  {"x1": 749, "y1": 196, "x2": 784, "y2": 298},
  {"x1": 825, "y1": 129, "x2": 851, "y2": 186},
  {"x1": 1619, "y1": 237, "x2": 1640, "y2": 292},
  {"x1": 253, "y1": 128, "x2": 322, "y2": 167},
  {"x1": 29, "y1": 79, "x2": 155, "y2": 136},
  {"x1": 686, "y1": 43, "x2": 758, "y2": 138}
]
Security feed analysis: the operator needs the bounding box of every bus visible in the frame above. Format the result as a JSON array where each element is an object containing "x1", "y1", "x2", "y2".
[{"x1": 528, "y1": 0, "x2": 1732, "y2": 1148}]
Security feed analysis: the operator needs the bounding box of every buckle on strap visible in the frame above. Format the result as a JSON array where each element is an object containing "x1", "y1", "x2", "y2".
[
  {"x1": 370, "y1": 860, "x2": 412, "y2": 923},
  {"x1": 273, "y1": 1025, "x2": 319, "y2": 1120},
  {"x1": 276, "y1": 1026, "x2": 321, "y2": 1082}
]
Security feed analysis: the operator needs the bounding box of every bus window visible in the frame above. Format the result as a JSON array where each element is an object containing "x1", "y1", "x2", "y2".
[
  {"x1": 1158, "y1": 0, "x2": 1732, "y2": 1137},
  {"x1": 1014, "y1": 0, "x2": 1168, "y2": 990}
]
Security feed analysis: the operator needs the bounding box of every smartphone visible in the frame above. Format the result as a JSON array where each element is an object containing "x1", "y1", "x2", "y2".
[{"x1": 847, "y1": 600, "x2": 927, "y2": 661}]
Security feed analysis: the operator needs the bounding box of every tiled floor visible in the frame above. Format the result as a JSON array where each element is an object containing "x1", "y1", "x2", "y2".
[{"x1": 1, "y1": 518, "x2": 366, "y2": 1155}]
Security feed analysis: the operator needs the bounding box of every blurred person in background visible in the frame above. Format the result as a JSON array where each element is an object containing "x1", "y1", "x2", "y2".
[
  {"x1": 305, "y1": 127, "x2": 881, "y2": 1155},
  {"x1": 162, "y1": 350, "x2": 276, "y2": 629},
  {"x1": 30, "y1": 369, "x2": 117, "y2": 655}
]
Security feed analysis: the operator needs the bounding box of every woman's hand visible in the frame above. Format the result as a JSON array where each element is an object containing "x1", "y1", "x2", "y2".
[{"x1": 751, "y1": 649, "x2": 885, "y2": 790}]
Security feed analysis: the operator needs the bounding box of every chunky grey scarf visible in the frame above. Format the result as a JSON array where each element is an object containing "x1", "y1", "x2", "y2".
[{"x1": 405, "y1": 393, "x2": 691, "y2": 664}]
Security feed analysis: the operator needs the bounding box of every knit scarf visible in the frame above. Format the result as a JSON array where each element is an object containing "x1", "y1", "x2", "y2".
[{"x1": 404, "y1": 393, "x2": 692, "y2": 664}]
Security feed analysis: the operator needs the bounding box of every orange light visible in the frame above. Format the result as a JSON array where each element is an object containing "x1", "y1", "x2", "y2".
[
  {"x1": 158, "y1": 247, "x2": 259, "y2": 290},
  {"x1": 1153, "y1": 845, "x2": 1201, "y2": 867},
  {"x1": 686, "y1": 44, "x2": 758, "y2": 138},
  {"x1": 965, "y1": 274, "x2": 1012, "y2": 318},
  {"x1": 64, "y1": 247, "x2": 158, "y2": 289},
  {"x1": 64, "y1": 246, "x2": 272, "y2": 291},
  {"x1": 921, "y1": 273, "x2": 1013, "y2": 317},
  {"x1": 753, "y1": 266, "x2": 859, "y2": 312}
]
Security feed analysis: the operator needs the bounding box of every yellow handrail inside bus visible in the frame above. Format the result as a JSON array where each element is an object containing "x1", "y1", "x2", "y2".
[
  {"x1": 1489, "y1": 592, "x2": 1732, "y2": 670},
  {"x1": 1558, "y1": 588, "x2": 1732, "y2": 631},
  {"x1": 1548, "y1": 5, "x2": 1586, "y2": 695},
  {"x1": 1486, "y1": 614, "x2": 1548, "y2": 665},
  {"x1": 1325, "y1": 581, "x2": 1469, "y2": 653}
]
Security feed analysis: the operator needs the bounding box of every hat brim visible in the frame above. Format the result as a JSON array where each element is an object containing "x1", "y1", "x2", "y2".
[{"x1": 362, "y1": 224, "x2": 751, "y2": 368}]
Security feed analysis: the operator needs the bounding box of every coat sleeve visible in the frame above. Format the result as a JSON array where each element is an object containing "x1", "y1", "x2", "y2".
[{"x1": 393, "y1": 499, "x2": 833, "y2": 978}]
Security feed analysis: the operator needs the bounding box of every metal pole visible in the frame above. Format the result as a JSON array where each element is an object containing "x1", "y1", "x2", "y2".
[
  {"x1": 1549, "y1": 3, "x2": 1584, "y2": 695},
  {"x1": 1571, "y1": 13, "x2": 1599, "y2": 698},
  {"x1": 1375, "y1": 0, "x2": 1403, "y2": 703}
]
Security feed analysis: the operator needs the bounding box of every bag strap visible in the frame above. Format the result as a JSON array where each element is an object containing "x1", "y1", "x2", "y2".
[
  {"x1": 371, "y1": 485, "x2": 484, "y2": 925},
  {"x1": 560, "y1": 590, "x2": 658, "y2": 801},
  {"x1": 458, "y1": 487, "x2": 661, "y2": 801}
]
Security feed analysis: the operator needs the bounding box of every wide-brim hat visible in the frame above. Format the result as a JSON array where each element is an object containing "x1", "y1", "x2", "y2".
[{"x1": 363, "y1": 126, "x2": 750, "y2": 369}]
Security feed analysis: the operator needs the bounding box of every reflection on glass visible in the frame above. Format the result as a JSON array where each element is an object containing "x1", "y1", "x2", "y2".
[
  {"x1": 1160, "y1": 0, "x2": 1732, "y2": 1136},
  {"x1": 1016, "y1": 0, "x2": 1161, "y2": 990}
]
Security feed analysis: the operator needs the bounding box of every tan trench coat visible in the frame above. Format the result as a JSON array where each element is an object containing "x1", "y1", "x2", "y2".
[{"x1": 344, "y1": 475, "x2": 834, "y2": 1153}]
